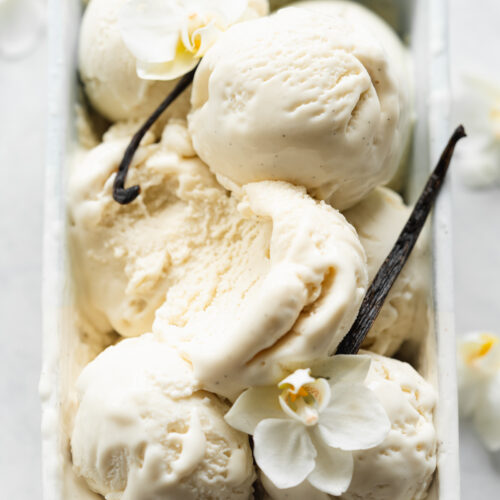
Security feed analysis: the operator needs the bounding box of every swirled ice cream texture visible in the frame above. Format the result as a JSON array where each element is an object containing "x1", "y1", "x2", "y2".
[
  {"x1": 71, "y1": 335, "x2": 255, "y2": 500},
  {"x1": 154, "y1": 181, "x2": 368, "y2": 398},
  {"x1": 188, "y1": 6, "x2": 401, "y2": 209},
  {"x1": 69, "y1": 121, "x2": 272, "y2": 339},
  {"x1": 70, "y1": 122, "x2": 367, "y2": 395}
]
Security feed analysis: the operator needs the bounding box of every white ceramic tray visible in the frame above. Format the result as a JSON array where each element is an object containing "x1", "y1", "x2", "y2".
[{"x1": 40, "y1": 0, "x2": 460, "y2": 498}]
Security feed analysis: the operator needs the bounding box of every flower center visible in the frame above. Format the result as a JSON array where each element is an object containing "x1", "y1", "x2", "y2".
[
  {"x1": 466, "y1": 333, "x2": 498, "y2": 365},
  {"x1": 278, "y1": 369, "x2": 330, "y2": 427}
]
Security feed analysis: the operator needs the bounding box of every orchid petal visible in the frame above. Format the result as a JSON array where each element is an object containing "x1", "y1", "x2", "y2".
[
  {"x1": 455, "y1": 73, "x2": 500, "y2": 187},
  {"x1": 473, "y1": 373, "x2": 500, "y2": 451},
  {"x1": 307, "y1": 429, "x2": 354, "y2": 496},
  {"x1": 260, "y1": 471, "x2": 330, "y2": 500},
  {"x1": 318, "y1": 383, "x2": 390, "y2": 450},
  {"x1": 310, "y1": 355, "x2": 371, "y2": 385},
  {"x1": 457, "y1": 136, "x2": 500, "y2": 188},
  {"x1": 119, "y1": 0, "x2": 182, "y2": 63},
  {"x1": 254, "y1": 419, "x2": 316, "y2": 489},
  {"x1": 190, "y1": 22, "x2": 221, "y2": 57},
  {"x1": 136, "y1": 52, "x2": 199, "y2": 81},
  {"x1": 225, "y1": 386, "x2": 283, "y2": 435}
]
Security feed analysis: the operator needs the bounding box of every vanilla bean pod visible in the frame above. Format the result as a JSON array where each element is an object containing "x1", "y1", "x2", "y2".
[
  {"x1": 113, "y1": 66, "x2": 198, "y2": 205},
  {"x1": 336, "y1": 125, "x2": 466, "y2": 355}
]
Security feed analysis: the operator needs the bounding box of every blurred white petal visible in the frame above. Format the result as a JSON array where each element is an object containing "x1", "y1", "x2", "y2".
[
  {"x1": 458, "y1": 332, "x2": 500, "y2": 450},
  {"x1": 455, "y1": 72, "x2": 500, "y2": 188},
  {"x1": 458, "y1": 332, "x2": 500, "y2": 378},
  {"x1": 474, "y1": 373, "x2": 500, "y2": 451},
  {"x1": 0, "y1": 0, "x2": 46, "y2": 60},
  {"x1": 456, "y1": 136, "x2": 500, "y2": 188}
]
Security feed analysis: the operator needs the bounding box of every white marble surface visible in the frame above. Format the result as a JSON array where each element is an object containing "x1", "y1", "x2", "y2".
[{"x1": 0, "y1": 0, "x2": 499, "y2": 498}]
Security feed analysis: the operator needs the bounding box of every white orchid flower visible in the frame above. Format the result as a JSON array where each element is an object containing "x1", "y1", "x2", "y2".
[
  {"x1": 118, "y1": 0, "x2": 250, "y2": 80},
  {"x1": 225, "y1": 355, "x2": 390, "y2": 496},
  {"x1": 455, "y1": 73, "x2": 500, "y2": 187},
  {"x1": 458, "y1": 331, "x2": 500, "y2": 451}
]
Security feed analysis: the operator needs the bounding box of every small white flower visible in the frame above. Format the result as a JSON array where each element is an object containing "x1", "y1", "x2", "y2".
[
  {"x1": 455, "y1": 73, "x2": 500, "y2": 188},
  {"x1": 225, "y1": 355, "x2": 390, "y2": 496},
  {"x1": 118, "y1": 0, "x2": 250, "y2": 80},
  {"x1": 458, "y1": 331, "x2": 500, "y2": 451}
]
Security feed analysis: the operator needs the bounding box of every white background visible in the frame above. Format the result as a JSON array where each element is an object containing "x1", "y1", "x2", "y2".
[{"x1": 0, "y1": 0, "x2": 499, "y2": 498}]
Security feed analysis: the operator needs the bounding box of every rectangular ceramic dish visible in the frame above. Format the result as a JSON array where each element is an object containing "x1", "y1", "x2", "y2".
[{"x1": 40, "y1": 0, "x2": 460, "y2": 498}]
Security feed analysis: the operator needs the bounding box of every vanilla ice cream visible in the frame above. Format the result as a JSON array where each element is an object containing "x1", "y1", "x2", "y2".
[
  {"x1": 295, "y1": 0, "x2": 413, "y2": 189},
  {"x1": 70, "y1": 121, "x2": 367, "y2": 375},
  {"x1": 260, "y1": 352, "x2": 437, "y2": 500},
  {"x1": 71, "y1": 334, "x2": 255, "y2": 500},
  {"x1": 343, "y1": 187, "x2": 429, "y2": 356},
  {"x1": 154, "y1": 180, "x2": 367, "y2": 398},
  {"x1": 79, "y1": 0, "x2": 190, "y2": 122},
  {"x1": 342, "y1": 352, "x2": 437, "y2": 500},
  {"x1": 69, "y1": 119, "x2": 266, "y2": 339},
  {"x1": 188, "y1": 6, "x2": 401, "y2": 210}
]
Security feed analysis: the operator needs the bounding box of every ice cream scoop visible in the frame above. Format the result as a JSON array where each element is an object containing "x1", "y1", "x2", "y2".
[
  {"x1": 79, "y1": 0, "x2": 190, "y2": 122},
  {"x1": 260, "y1": 352, "x2": 437, "y2": 500},
  {"x1": 154, "y1": 180, "x2": 368, "y2": 398},
  {"x1": 342, "y1": 352, "x2": 437, "y2": 500},
  {"x1": 69, "y1": 120, "x2": 267, "y2": 339},
  {"x1": 70, "y1": 121, "x2": 367, "y2": 365},
  {"x1": 188, "y1": 6, "x2": 401, "y2": 209},
  {"x1": 295, "y1": 0, "x2": 413, "y2": 190},
  {"x1": 343, "y1": 187, "x2": 429, "y2": 356},
  {"x1": 71, "y1": 334, "x2": 255, "y2": 500}
]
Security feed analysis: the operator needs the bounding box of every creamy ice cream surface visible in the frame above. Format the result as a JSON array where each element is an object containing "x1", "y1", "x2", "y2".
[
  {"x1": 188, "y1": 6, "x2": 401, "y2": 209},
  {"x1": 69, "y1": 120, "x2": 272, "y2": 339},
  {"x1": 70, "y1": 121, "x2": 367, "y2": 389},
  {"x1": 59, "y1": 1, "x2": 441, "y2": 499},
  {"x1": 79, "y1": 0, "x2": 190, "y2": 122},
  {"x1": 341, "y1": 352, "x2": 437, "y2": 500},
  {"x1": 260, "y1": 352, "x2": 437, "y2": 500},
  {"x1": 343, "y1": 187, "x2": 429, "y2": 356},
  {"x1": 295, "y1": 0, "x2": 413, "y2": 189},
  {"x1": 71, "y1": 334, "x2": 255, "y2": 500},
  {"x1": 154, "y1": 180, "x2": 368, "y2": 397}
]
